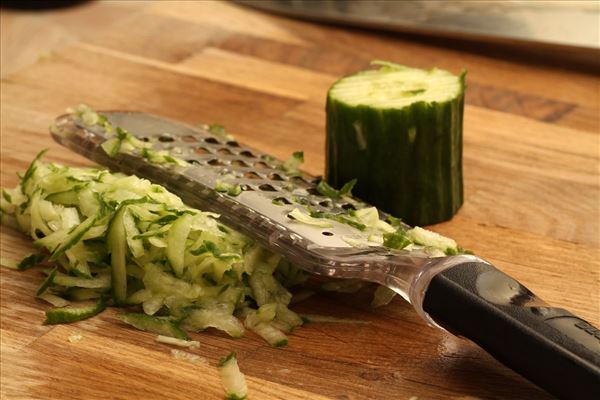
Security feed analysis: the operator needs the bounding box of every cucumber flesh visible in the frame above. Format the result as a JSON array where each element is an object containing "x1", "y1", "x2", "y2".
[
  {"x1": 19, "y1": 253, "x2": 45, "y2": 271},
  {"x1": 326, "y1": 61, "x2": 465, "y2": 226},
  {"x1": 182, "y1": 308, "x2": 245, "y2": 338},
  {"x1": 53, "y1": 272, "x2": 111, "y2": 290},
  {"x1": 107, "y1": 206, "x2": 127, "y2": 305},
  {"x1": 245, "y1": 310, "x2": 288, "y2": 347},
  {"x1": 49, "y1": 215, "x2": 97, "y2": 261},
  {"x1": 117, "y1": 312, "x2": 189, "y2": 340},
  {"x1": 166, "y1": 214, "x2": 192, "y2": 277},
  {"x1": 218, "y1": 352, "x2": 248, "y2": 400},
  {"x1": 36, "y1": 267, "x2": 57, "y2": 296},
  {"x1": 329, "y1": 62, "x2": 462, "y2": 109}
]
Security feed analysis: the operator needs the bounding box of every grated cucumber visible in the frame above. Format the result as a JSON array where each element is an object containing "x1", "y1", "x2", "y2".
[
  {"x1": 117, "y1": 312, "x2": 189, "y2": 340},
  {"x1": 218, "y1": 352, "x2": 248, "y2": 400},
  {"x1": 44, "y1": 298, "x2": 106, "y2": 325},
  {"x1": 1, "y1": 149, "x2": 308, "y2": 346}
]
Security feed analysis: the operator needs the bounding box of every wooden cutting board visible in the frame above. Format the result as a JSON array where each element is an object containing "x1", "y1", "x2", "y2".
[{"x1": 1, "y1": 2, "x2": 598, "y2": 399}]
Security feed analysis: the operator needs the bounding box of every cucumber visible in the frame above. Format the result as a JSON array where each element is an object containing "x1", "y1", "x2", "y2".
[
  {"x1": 287, "y1": 208, "x2": 332, "y2": 228},
  {"x1": 53, "y1": 272, "x2": 111, "y2": 290},
  {"x1": 155, "y1": 335, "x2": 199, "y2": 348},
  {"x1": 166, "y1": 214, "x2": 192, "y2": 277},
  {"x1": 244, "y1": 310, "x2": 288, "y2": 347},
  {"x1": 326, "y1": 61, "x2": 465, "y2": 226},
  {"x1": 218, "y1": 352, "x2": 248, "y2": 400},
  {"x1": 38, "y1": 292, "x2": 70, "y2": 307},
  {"x1": 107, "y1": 206, "x2": 127, "y2": 305},
  {"x1": 66, "y1": 288, "x2": 102, "y2": 301},
  {"x1": 371, "y1": 286, "x2": 397, "y2": 308},
  {"x1": 272, "y1": 304, "x2": 303, "y2": 333},
  {"x1": 117, "y1": 312, "x2": 189, "y2": 340},
  {"x1": 44, "y1": 298, "x2": 106, "y2": 324},
  {"x1": 17, "y1": 253, "x2": 45, "y2": 271},
  {"x1": 182, "y1": 308, "x2": 245, "y2": 338},
  {"x1": 407, "y1": 226, "x2": 457, "y2": 253},
  {"x1": 36, "y1": 267, "x2": 57, "y2": 296},
  {"x1": 49, "y1": 215, "x2": 97, "y2": 261},
  {"x1": 249, "y1": 263, "x2": 292, "y2": 307}
]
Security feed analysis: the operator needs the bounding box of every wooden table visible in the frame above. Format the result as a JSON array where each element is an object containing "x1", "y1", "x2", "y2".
[{"x1": 1, "y1": 1, "x2": 598, "y2": 399}]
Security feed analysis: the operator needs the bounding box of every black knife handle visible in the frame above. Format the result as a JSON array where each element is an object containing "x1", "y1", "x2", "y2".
[{"x1": 422, "y1": 261, "x2": 600, "y2": 400}]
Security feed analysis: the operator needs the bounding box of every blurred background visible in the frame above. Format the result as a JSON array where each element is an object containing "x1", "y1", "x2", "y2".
[{"x1": 2, "y1": 0, "x2": 598, "y2": 78}]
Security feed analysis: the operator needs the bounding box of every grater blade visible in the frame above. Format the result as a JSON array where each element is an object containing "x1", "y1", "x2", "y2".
[{"x1": 50, "y1": 111, "x2": 475, "y2": 317}]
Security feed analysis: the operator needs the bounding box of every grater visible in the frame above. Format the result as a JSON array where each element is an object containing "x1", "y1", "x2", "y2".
[{"x1": 51, "y1": 111, "x2": 599, "y2": 399}]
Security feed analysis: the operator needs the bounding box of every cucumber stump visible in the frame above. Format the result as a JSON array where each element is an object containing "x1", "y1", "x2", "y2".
[{"x1": 325, "y1": 61, "x2": 465, "y2": 226}]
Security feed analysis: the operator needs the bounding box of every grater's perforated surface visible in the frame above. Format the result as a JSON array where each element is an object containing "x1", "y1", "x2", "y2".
[
  {"x1": 150, "y1": 130, "x2": 360, "y2": 216},
  {"x1": 51, "y1": 111, "x2": 436, "y2": 301},
  {"x1": 53, "y1": 111, "x2": 375, "y2": 248}
]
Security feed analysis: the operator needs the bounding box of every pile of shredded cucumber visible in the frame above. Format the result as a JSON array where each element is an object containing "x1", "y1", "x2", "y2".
[
  {"x1": 0, "y1": 104, "x2": 469, "y2": 399},
  {"x1": 0, "y1": 150, "x2": 310, "y2": 348}
]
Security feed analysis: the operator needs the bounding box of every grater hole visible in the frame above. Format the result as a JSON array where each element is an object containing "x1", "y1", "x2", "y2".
[
  {"x1": 204, "y1": 137, "x2": 220, "y2": 144},
  {"x1": 268, "y1": 173, "x2": 284, "y2": 181},
  {"x1": 138, "y1": 136, "x2": 150, "y2": 142},
  {"x1": 254, "y1": 161, "x2": 269, "y2": 169},
  {"x1": 319, "y1": 200, "x2": 333, "y2": 208},
  {"x1": 322, "y1": 231, "x2": 334, "y2": 236},
  {"x1": 231, "y1": 160, "x2": 249, "y2": 168},
  {"x1": 239, "y1": 150, "x2": 255, "y2": 158},
  {"x1": 207, "y1": 159, "x2": 224, "y2": 166},
  {"x1": 240, "y1": 184, "x2": 253, "y2": 191},
  {"x1": 227, "y1": 141, "x2": 240, "y2": 147},
  {"x1": 306, "y1": 188, "x2": 320, "y2": 196},
  {"x1": 186, "y1": 159, "x2": 201, "y2": 165},
  {"x1": 273, "y1": 196, "x2": 292, "y2": 205},
  {"x1": 194, "y1": 147, "x2": 211, "y2": 155},
  {"x1": 158, "y1": 135, "x2": 174, "y2": 142},
  {"x1": 181, "y1": 135, "x2": 198, "y2": 143},
  {"x1": 258, "y1": 184, "x2": 277, "y2": 192},
  {"x1": 217, "y1": 148, "x2": 233, "y2": 155},
  {"x1": 244, "y1": 171, "x2": 261, "y2": 179},
  {"x1": 290, "y1": 176, "x2": 309, "y2": 185},
  {"x1": 341, "y1": 203, "x2": 356, "y2": 211}
]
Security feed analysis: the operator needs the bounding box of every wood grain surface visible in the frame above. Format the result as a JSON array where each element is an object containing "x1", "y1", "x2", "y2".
[{"x1": 1, "y1": 1, "x2": 598, "y2": 399}]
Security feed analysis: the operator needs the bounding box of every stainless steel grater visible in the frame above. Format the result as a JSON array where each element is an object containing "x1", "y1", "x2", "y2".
[
  {"x1": 50, "y1": 111, "x2": 465, "y2": 324},
  {"x1": 51, "y1": 111, "x2": 600, "y2": 399}
]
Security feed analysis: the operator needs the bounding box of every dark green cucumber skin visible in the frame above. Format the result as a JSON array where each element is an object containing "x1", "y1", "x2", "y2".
[{"x1": 325, "y1": 90, "x2": 464, "y2": 226}]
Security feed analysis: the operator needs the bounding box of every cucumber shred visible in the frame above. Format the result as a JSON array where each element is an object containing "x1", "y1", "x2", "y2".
[
  {"x1": 117, "y1": 312, "x2": 189, "y2": 340},
  {"x1": 36, "y1": 267, "x2": 57, "y2": 296},
  {"x1": 1, "y1": 150, "x2": 309, "y2": 346},
  {"x1": 18, "y1": 253, "x2": 45, "y2": 271},
  {"x1": 218, "y1": 352, "x2": 248, "y2": 400},
  {"x1": 38, "y1": 292, "x2": 70, "y2": 307},
  {"x1": 326, "y1": 61, "x2": 465, "y2": 226},
  {"x1": 44, "y1": 298, "x2": 106, "y2": 325},
  {"x1": 107, "y1": 206, "x2": 128, "y2": 304},
  {"x1": 245, "y1": 309, "x2": 288, "y2": 347}
]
